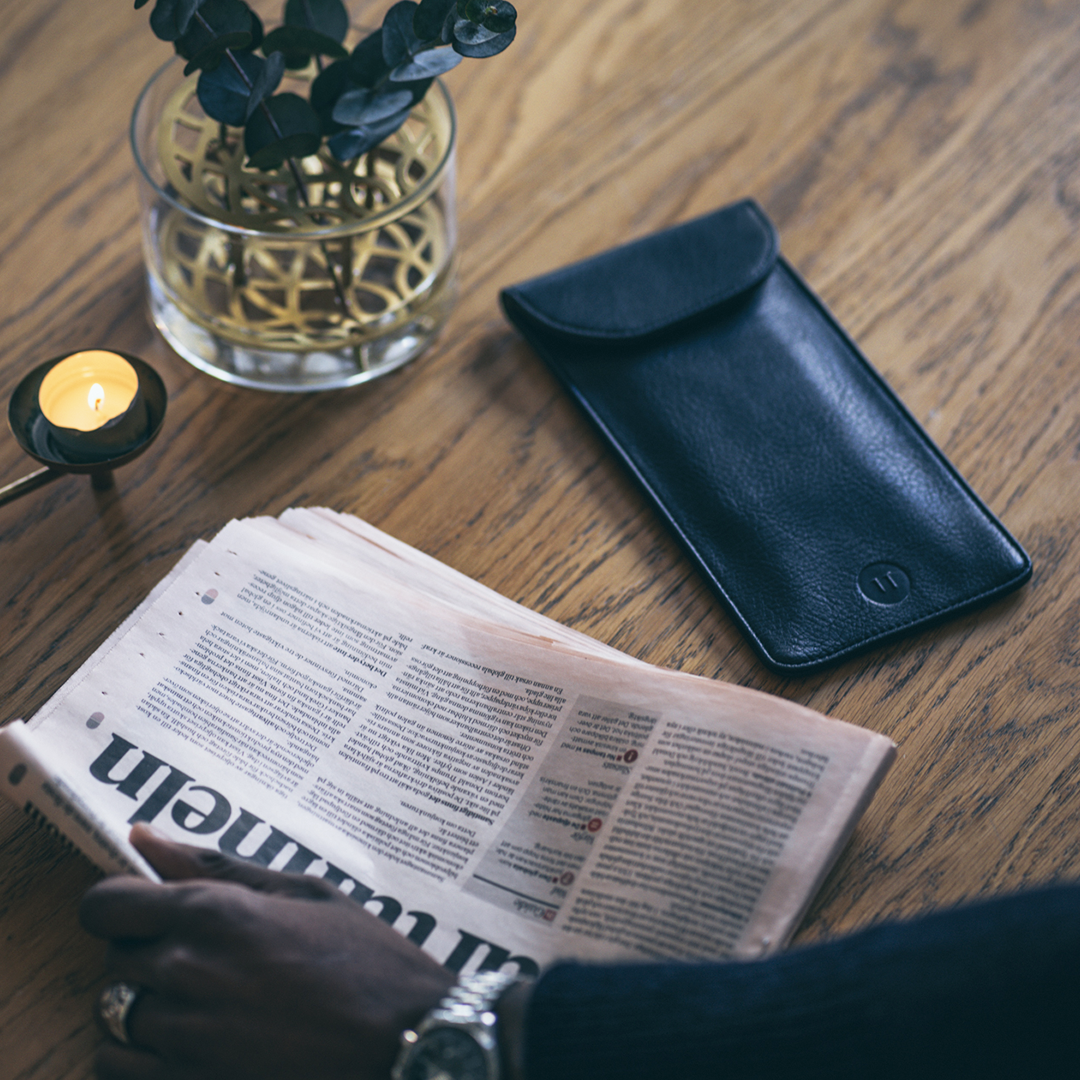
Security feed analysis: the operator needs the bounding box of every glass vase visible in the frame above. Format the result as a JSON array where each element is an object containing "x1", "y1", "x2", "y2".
[{"x1": 130, "y1": 58, "x2": 457, "y2": 392}]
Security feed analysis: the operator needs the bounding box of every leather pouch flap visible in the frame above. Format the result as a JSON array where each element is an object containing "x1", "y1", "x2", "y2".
[{"x1": 502, "y1": 199, "x2": 778, "y2": 341}]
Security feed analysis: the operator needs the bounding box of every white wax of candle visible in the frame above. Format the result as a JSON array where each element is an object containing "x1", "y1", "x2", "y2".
[{"x1": 38, "y1": 351, "x2": 139, "y2": 431}]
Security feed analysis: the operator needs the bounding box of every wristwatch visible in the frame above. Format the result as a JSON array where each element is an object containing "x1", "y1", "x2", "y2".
[{"x1": 391, "y1": 970, "x2": 519, "y2": 1080}]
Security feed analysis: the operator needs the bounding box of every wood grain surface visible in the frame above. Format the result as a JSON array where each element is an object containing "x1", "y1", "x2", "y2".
[{"x1": 3, "y1": 0, "x2": 1080, "y2": 1074}]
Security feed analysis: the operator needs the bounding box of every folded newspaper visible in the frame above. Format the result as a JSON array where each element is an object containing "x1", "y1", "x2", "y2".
[{"x1": 0, "y1": 508, "x2": 894, "y2": 973}]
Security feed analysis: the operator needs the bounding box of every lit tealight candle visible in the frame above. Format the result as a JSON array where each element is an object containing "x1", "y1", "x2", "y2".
[
  {"x1": 36, "y1": 350, "x2": 148, "y2": 462},
  {"x1": 39, "y1": 351, "x2": 138, "y2": 430},
  {"x1": 5, "y1": 350, "x2": 166, "y2": 503}
]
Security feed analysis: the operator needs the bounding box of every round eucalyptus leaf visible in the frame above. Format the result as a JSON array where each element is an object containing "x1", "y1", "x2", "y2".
[
  {"x1": 413, "y1": 0, "x2": 456, "y2": 41},
  {"x1": 284, "y1": 0, "x2": 349, "y2": 42},
  {"x1": 452, "y1": 18, "x2": 496, "y2": 46},
  {"x1": 333, "y1": 86, "x2": 414, "y2": 126},
  {"x1": 439, "y1": 8, "x2": 456, "y2": 44},
  {"x1": 262, "y1": 25, "x2": 348, "y2": 62},
  {"x1": 183, "y1": 31, "x2": 254, "y2": 75},
  {"x1": 247, "y1": 5, "x2": 264, "y2": 50},
  {"x1": 149, "y1": 0, "x2": 199, "y2": 41},
  {"x1": 310, "y1": 58, "x2": 353, "y2": 132},
  {"x1": 244, "y1": 92, "x2": 322, "y2": 169},
  {"x1": 246, "y1": 50, "x2": 286, "y2": 119},
  {"x1": 461, "y1": 0, "x2": 488, "y2": 23},
  {"x1": 389, "y1": 46, "x2": 461, "y2": 81},
  {"x1": 176, "y1": 0, "x2": 257, "y2": 60},
  {"x1": 135, "y1": 0, "x2": 152, "y2": 9},
  {"x1": 328, "y1": 105, "x2": 413, "y2": 161},
  {"x1": 452, "y1": 22, "x2": 514, "y2": 57},
  {"x1": 196, "y1": 49, "x2": 264, "y2": 125},
  {"x1": 382, "y1": 1, "x2": 421, "y2": 68},
  {"x1": 349, "y1": 29, "x2": 389, "y2": 87},
  {"x1": 478, "y1": 1, "x2": 516, "y2": 35}
]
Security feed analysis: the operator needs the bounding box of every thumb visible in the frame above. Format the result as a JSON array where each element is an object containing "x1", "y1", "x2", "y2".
[
  {"x1": 129, "y1": 822, "x2": 214, "y2": 879},
  {"x1": 129, "y1": 824, "x2": 342, "y2": 900}
]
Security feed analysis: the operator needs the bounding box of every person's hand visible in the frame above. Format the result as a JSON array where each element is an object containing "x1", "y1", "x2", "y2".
[{"x1": 79, "y1": 824, "x2": 456, "y2": 1080}]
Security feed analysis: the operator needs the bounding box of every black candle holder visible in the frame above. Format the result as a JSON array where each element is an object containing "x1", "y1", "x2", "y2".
[{"x1": 2, "y1": 353, "x2": 167, "y2": 508}]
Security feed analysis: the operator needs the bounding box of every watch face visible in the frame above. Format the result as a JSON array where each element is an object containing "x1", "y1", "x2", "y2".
[{"x1": 401, "y1": 1027, "x2": 491, "y2": 1080}]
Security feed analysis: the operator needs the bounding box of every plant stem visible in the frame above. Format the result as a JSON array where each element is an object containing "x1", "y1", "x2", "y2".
[
  {"x1": 195, "y1": 14, "x2": 313, "y2": 204},
  {"x1": 300, "y1": 0, "x2": 325, "y2": 73},
  {"x1": 193, "y1": 11, "x2": 353, "y2": 317}
]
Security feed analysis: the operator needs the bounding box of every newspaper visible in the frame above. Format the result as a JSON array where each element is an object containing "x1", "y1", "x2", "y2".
[{"x1": 1, "y1": 510, "x2": 894, "y2": 974}]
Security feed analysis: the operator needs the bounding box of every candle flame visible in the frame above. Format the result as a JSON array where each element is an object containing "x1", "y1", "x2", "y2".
[{"x1": 88, "y1": 383, "x2": 105, "y2": 412}]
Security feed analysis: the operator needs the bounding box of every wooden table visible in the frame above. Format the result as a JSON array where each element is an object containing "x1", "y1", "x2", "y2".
[{"x1": 3, "y1": 0, "x2": 1080, "y2": 1074}]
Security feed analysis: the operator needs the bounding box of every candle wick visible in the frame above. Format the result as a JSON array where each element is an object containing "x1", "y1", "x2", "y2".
[{"x1": 88, "y1": 383, "x2": 105, "y2": 412}]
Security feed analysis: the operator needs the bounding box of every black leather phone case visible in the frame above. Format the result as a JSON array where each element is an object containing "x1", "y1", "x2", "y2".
[{"x1": 500, "y1": 199, "x2": 1032, "y2": 674}]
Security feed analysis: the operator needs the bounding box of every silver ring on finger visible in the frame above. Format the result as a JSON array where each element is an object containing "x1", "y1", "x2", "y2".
[{"x1": 99, "y1": 981, "x2": 141, "y2": 1045}]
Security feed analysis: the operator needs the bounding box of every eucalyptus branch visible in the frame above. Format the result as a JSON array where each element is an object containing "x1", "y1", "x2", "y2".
[
  {"x1": 139, "y1": 0, "x2": 517, "y2": 352},
  {"x1": 193, "y1": 9, "x2": 313, "y2": 208},
  {"x1": 191, "y1": 6, "x2": 353, "y2": 315},
  {"x1": 301, "y1": 0, "x2": 325, "y2": 72},
  {"x1": 140, "y1": 0, "x2": 518, "y2": 170}
]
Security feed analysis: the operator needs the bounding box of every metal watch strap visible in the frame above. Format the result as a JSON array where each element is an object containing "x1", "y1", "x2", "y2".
[{"x1": 391, "y1": 970, "x2": 519, "y2": 1080}]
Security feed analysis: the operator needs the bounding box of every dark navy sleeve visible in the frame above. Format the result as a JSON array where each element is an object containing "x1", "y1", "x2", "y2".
[{"x1": 523, "y1": 883, "x2": 1080, "y2": 1079}]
